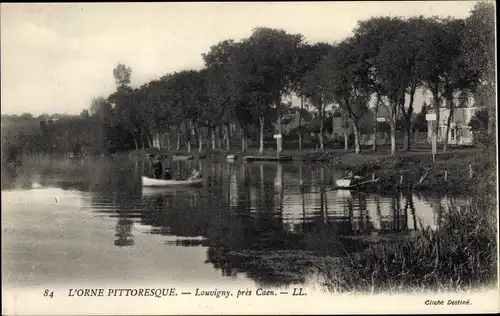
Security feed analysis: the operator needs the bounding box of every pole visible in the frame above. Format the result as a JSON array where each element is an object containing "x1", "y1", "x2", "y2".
[
  {"x1": 431, "y1": 121, "x2": 437, "y2": 163},
  {"x1": 276, "y1": 137, "x2": 279, "y2": 157}
]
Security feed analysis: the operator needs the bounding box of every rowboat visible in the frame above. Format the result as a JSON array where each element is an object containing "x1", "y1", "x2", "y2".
[
  {"x1": 172, "y1": 155, "x2": 194, "y2": 161},
  {"x1": 141, "y1": 186, "x2": 201, "y2": 196},
  {"x1": 335, "y1": 176, "x2": 377, "y2": 189},
  {"x1": 141, "y1": 176, "x2": 202, "y2": 187},
  {"x1": 336, "y1": 178, "x2": 358, "y2": 189}
]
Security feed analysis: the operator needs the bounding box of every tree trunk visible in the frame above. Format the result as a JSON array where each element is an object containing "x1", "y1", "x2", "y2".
[
  {"x1": 319, "y1": 103, "x2": 324, "y2": 152},
  {"x1": 443, "y1": 98, "x2": 454, "y2": 153},
  {"x1": 152, "y1": 131, "x2": 160, "y2": 149},
  {"x1": 211, "y1": 127, "x2": 216, "y2": 150},
  {"x1": 146, "y1": 133, "x2": 153, "y2": 149},
  {"x1": 192, "y1": 124, "x2": 200, "y2": 151},
  {"x1": 176, "y1": 129, "x2": 181, "y2": 151},
  {"x1": 225, "y1": 123, "x2": 232, "y2": 152},
  {"x1": 343, "y1": 114, "x2": 348, "y2": 151},
  {"x1": 390, "y1": 122, "x2": 396, "y2": 156},
  {"x1": 404, "y1": 86, "x2": 416, "y2": 152},
  {"x1": 390, "y1": 101, "x2": 398, "y2": 155},
  {"x1": 216, "y1": 126, "x2": 222, "y2": 149},
  {"x1": 432, "y1": 87, "x2": 440, "y2": 141},
  {"x1": 141, "y1": 128, "x2": 145, "y2": 150},
  {"x1": 373, "y1": 97, "x2": 380, "y2": 151},
  {"x1": 198, "y1": 127, "x2": 203, "y2": 153},
  {"x1": 405, "y1": 117, "x2": 412, "y2": 152},
  {"x1": 259, "y1": 116, "x2": 265, "y2": 154},
  {"x1": 133, "y1": 138, "x2": 139, "y2": 150},
  {"x1": 241, "y1": 127, "x2": 247, "y2": 152},
  {"x1": 298, "y1": 95, "x2": 303, "y2": 151},
  {"x1": 274, "y1": 97, "x2": 283, "y2": 154},
  {"x1": 186, "y1": 123, "x2": 191, "y2": 153},
  {"x1": 351, "y1": 118, "x2": 361, "y2": 155}
]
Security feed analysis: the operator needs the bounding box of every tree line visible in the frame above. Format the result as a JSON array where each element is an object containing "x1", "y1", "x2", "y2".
[{"x1": 2, "y1": 2, "x2": 494, "y2": 159}]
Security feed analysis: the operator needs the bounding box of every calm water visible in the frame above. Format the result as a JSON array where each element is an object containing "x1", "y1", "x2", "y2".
[{"x1": 2, "y1": 157, "x2": 469, "y2": 289}]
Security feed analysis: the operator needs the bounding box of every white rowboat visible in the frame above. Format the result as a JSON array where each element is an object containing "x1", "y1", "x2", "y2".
[
  {"x1": 336, "y1": 178, "x2": 355, "y2": 188},
  {"x1": 335, "y1": 176, "x2": 378, "y2": 189},
  {"x1": 142, "y1": 176, "x2": 202, "y2": 187}
]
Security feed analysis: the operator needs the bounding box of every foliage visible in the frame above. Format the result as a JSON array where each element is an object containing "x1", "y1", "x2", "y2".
[
  {"x1": 468, "y1": 108, "x2": 489, "y2": 133},
  {"x1": 3, "y1": 5, "x2": 495, "y2": 156}
]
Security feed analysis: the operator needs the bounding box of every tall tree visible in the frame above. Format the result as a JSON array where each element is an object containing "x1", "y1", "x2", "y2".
[
  {"x1": 113, "y1": 63, "x2": 132, "y2": 90},
  {"x1": 355, "y1": 16, "x2": 413, "y2": 155},
  {"x1": 323, "y1": 39, "x2": 371, "y2": 154},
  {"x1": 462, "y1": 2, "x2": 496, "y2": 136},
  {"x1": 235, "y1": 27, "x2": 304, "y2": 154},
  {"x1": 294, "y1": 42, "x2": 332, "y2": 151},
  {"x1": 436, "y1": 18, "x2": 480, "y2": 152},
  {"x1": 300, "y1": 63, "x2": 332, "y2": 152},
  {"x1": 203, "y1": 40, "x2": 243, "y2": 151}
]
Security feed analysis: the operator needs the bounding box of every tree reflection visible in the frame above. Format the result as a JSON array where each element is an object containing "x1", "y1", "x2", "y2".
[
  {"x1": 23, "y1": 158, "x2": 466, "y2": 288},
  {"x1": 114, "y1": 217, "x2": 134, "y2": 247}
]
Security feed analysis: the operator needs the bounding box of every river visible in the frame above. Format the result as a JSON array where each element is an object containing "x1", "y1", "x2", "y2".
[{"x1": 2, "y1": 156, "x2": 470, "y2": 290}]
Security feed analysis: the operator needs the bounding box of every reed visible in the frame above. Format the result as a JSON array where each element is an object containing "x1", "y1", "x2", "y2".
[{"x1": 317, "y1": 195, "x2": 497, "y2": 294}]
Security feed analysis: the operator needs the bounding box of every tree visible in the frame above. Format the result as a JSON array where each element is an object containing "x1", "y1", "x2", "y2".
[
  {"x1": 19, "y1": 113, "x2": 33, "y2": 120},
  {"x1": 294, "y1": 42, "x2": 332, "y2": 151},
  {"x1": 80, "y1": 109, "x2": 89, "y2": 118},
  {"x1": 113, "y1": 63, "x2": 132, "y2": 90},
  {"x1": 160, "y1": 70, "x2": 207, "y2": 152},
  {"x1": 437, "y1": 18, "x2": 480, "y2": 152},
  {"x1": 300, "y1": 62, "x2": 332, "y2": 151},
  {"x1": 89, "y1": 96, "x2": 115, "y2": 153},
  {"x1": 417, "y1": 17, "x2": 483, "y2": 153},
  {"x1": 202, "y1": 40, "x2": 243, "y2": 151},
  {"x1": 469, "y1": 108, "x2": 489, "y2": 133},
  {"x1": 463, "y1": 2, "x2": 495, "y2": 136},
  {"x1": 355, "y1": 16, "x2": 432, "y2": 154},
  {"x1": 322, "y1": 39, "x2": 371, "y2": 154},
  {"x1": 234, "y1": 27, "x2": 304, "y2": 154},
  {"x1": 413, "y1": 103, "x2": 428, "y2": 133}
]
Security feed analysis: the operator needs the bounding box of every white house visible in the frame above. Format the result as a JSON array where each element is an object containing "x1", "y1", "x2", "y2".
[{"x1": 426, "y1": 94, "x2": 482, "y2": 145}]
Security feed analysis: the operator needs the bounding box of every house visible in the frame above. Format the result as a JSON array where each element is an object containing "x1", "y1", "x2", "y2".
[{"x1": 426, "y1": 94, "x2": 482, "y2": 145}]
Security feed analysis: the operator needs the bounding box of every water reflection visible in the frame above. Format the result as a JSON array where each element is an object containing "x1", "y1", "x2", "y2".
[{"x1": 2, "y1": 158, "x2": 472, "y2": 287}]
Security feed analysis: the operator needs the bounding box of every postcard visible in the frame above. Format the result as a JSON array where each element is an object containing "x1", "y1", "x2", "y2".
[{"x1": 1, "y1": 1, "x2": 498, "y2": 315}]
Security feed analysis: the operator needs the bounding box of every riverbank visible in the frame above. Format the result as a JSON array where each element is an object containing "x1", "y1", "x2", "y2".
[
  {"x1": 223, "y1": 197, "x2": 497, "y2": 293},
  {"x1": 224, "y1": 138, "x2": 497, "y2": 294},
  {"x1": 129, "y1": 146, "x2": 483, "y2": 194},
  {"x1": 4, "y1": 144, "x2": 490, "y2": 195}
]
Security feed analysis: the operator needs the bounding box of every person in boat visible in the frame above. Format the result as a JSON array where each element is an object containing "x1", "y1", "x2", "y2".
[
  {"x1": 345, "y1": 167, "x2": 354, "y2": 179},
  {"x1": 164, "y1": 167, "x2": 172, "y2": 180},
  {"x1": 152, "y1": 157, "x2": 163, "y2": 179},
  {"x1": 187, "y1": 168, "x2": 201, "y2": 180}
]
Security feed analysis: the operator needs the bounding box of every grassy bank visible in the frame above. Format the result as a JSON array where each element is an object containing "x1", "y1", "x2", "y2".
[
  {"x1": 223, "y1": 198, "x2": 497, "y2": 293},
  {"x1": 133, "y1": 146, "x2": 482, "y2": 194},
  {"x1": 221, "y1": 137, "x2": 497, "y2": 293}
]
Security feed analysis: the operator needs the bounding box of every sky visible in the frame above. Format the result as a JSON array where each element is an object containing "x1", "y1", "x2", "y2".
[{"x1": 1, "y1": 1, "x2": 480, "y2": 116}]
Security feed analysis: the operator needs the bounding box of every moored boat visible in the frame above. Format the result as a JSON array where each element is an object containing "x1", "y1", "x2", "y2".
[
  {"x1": 336, "y1": 178, "x2": 357, "y2": 188},
  {"x1": 335, "y1": 176, "x2": 378, "y2": 189},
  {"x1": 172, "y1": 155, "x2": 194, "y2": 161},
  {"x1": 142, "y1": 176, "x2": 202, "y2": 187}
]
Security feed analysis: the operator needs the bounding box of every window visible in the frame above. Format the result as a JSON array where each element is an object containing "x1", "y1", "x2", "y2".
[{"x1": 458, "y1": 97, "x2": 469, "y2": 107}]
